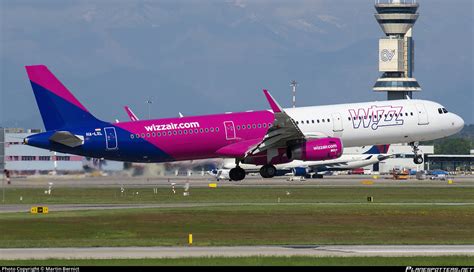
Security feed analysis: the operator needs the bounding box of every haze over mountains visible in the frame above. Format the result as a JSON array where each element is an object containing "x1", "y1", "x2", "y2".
[{"x1": 1, "y1": 0, "x2": 472, "y2": 128}]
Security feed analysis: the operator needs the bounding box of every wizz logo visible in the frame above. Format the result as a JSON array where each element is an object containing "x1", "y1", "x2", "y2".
[
  {"x1": 381, "y1": 49, "x2": 396, "y2": 62},
  {"x1": 349, "y1": 105, "x2": 404, "y2": 130}
]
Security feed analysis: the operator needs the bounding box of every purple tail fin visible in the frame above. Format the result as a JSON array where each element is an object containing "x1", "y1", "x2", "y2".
[{"x1": 25, "y1": 65, "x2": 101, "y2": 130}]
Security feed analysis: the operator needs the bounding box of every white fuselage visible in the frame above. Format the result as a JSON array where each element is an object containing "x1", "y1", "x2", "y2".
[{"x1": 283, "y1": 99, "x2": 463, "y2": 147}]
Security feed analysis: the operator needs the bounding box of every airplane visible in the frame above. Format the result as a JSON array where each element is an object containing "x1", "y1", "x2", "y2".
[
  {"x1": 23, "y1": 65, "x2": 464, "y2": 181},
  {"x1": 208, "y1": 145, "x2": 393, "y2": 180}
]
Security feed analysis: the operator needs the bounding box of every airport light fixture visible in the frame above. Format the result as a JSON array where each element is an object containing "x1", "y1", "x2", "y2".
[{"x1": 290, "y1": 80, "x2": 298, "y2": 108}]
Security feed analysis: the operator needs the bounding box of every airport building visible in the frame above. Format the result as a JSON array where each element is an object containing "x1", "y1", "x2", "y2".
[
  {"x1": 373, "y1": 0, "x2": 421, "y2": 100},
  {"x1": 0, "y1": 128, "x2": 123, "y2": 175}
]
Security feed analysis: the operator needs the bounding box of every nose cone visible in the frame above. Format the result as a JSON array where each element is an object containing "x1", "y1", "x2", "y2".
[{"x1": 451, "y1": 114, "x2": 465, "y2": 134}]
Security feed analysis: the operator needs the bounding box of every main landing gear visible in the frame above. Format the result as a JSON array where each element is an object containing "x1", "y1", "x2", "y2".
[
  {"x1": 260, "y1": 164, "x2": 277, "y2": 178},
  {"x1": 410, "y1": 142, "x2": 424, "y2": 164},
  {"x1": 229, "y1": 160, "x2": 246, "y2": 181}
]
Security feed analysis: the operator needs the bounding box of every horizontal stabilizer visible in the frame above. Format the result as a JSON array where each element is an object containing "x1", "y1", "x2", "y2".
[{"x1": 49, "y1": 131, "x2": 84, "y2": 147}]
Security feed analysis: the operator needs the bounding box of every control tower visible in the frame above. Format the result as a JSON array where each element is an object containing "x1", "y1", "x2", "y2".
[{"x1": 373, "y1": 0, "x2": 421, "y2": 100}]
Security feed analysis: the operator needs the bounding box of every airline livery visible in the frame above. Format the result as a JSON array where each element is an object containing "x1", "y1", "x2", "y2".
[{"x1": 24, "y1": 65, "x2": 464, "y2": 181}]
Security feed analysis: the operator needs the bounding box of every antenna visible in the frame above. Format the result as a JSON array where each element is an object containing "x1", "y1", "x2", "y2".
[{"x1": 290, "y1": 80, "x2": 298, "y2": 108}]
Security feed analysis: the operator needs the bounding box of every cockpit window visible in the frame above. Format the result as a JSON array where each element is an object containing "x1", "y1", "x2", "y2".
[
  {"x1": 438, "y1": 108, "x2": 443, "y2": 114},
  {"x1": 442, "y1": 108, "x2": 448, "y2": 113}
]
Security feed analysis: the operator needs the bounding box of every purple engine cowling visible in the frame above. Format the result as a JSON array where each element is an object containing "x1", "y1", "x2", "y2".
[{"x1": 288, "y1": 138, "x2": 343, "y2": 161}]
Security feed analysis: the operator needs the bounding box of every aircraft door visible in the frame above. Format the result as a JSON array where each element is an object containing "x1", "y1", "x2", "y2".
[
  {"x1": 331, "y1": 113, "x2": 344, "y2": 132},
  {"x1": 104, "y1": 127, "x2": 118, "y2": 150},
  {"x1": 415, "y1": 103, "x2": 429, "y2": 125},
  {"x1": 223, "y1": 121, "x2": 236, "y2": 140}
]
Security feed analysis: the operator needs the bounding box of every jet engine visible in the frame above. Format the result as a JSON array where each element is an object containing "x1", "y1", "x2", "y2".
[
  {"x1": 292, "y1": 167, "x2": 307, "y2": 176},
  {"x1": 287, "y1": 138, "x2": 343, "y2": 161}
]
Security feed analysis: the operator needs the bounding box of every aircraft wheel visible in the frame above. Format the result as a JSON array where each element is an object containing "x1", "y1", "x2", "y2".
[
  {"x1": 229, "y1": 167, "x2": 246, "y2": 181},
  {"x1": 413, "y1": 155, "x2": 424, "y2": 164},
  {"x1": 259, "y1": 164, "x2": 276, "y2": 178}
]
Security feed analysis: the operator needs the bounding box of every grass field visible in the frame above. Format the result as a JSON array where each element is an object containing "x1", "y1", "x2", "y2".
[
  {"x1": 1, "y1": 204, "x2": 473, "y2": 247},
  {"x1": 2, "y1": 187, "x2": 473, "y2": 249},
  {"x1": 2, "y1": 187, "x2": 474, "y2": 204},
  {"x1": 2, "y1": 256, "x2": 474, "y2": 266}
]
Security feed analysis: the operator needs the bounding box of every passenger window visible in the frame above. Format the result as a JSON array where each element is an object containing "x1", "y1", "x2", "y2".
[
  {"x1": 236, "y1": 125, "x2": 240, "y2": 130},
  {"x1": 216, "y1": 127, "x2": 219, "y2": 132},
  {"x1": 173, "y1": 131, "x2": 177, "y2": 135},
  {"x1": 210, "y1": 127, "x2": 214, "y2": 132},
  {"x1": 306, "y1": 120, "x2": 309, "y2": 124},
  {"x1": 200, "y1": 128, "x2": 204, "y2": 133},
  {"x1": 178, "y1": 130, "x2": 182, "y2": 135},
  {"x1": 141, "y1": 133, "x2": 145, "y2": 138},
  {"x1": 205, "y1": 128, "x2": 209, "y2": 133},
  {"x1": 322, "y1": 119, "x2": 325, "y2": 123},
  {"x1": 136, "y1": 134, "x2": 140, "y2": 138},
  {"x1": 195, "y1": 129, "x2": 199, "y2": 133},
  {"x1": 263, "y1": 123, "x2": 267, "y2": 128},
  {"x1": 130, "y1": 134, "x2": 134, "y2": 139},
  {"x1": 405, "y1": 113, "x2": 408, "y2": 116},
  {"x1": 312, "y1": 120, "x2": 314, "y2": 124},
  {"x1": 152, "y1": 132, "x2": 156, "y2": 137},
  {"x1": 410, "y1": 112, "x2": 414, "y2": 116},
  {"x1": 268, "y1": 123, "x2": 272, "y2": 127},
  {"x1": 252, "y1": 124, "x2": 256, "y2": 129},
  {"x1": 327, "y1": 119, "x2": 330, "y2": 122},
  {"x1": 183, "y1": 130, "x2": 187, "y2": 134},
  {"x1": 247, "y1": 125, "x2": 251, "y2": 129},
  {"x1": 348, "y1": 117, "x2": 351, "y2": 121},
  {"x1": 168, "y1": 131, "x2": 172, "y2": 135},
  {"x1": 296, "y1": 121, "x2": 299, "y2": 124},
  {"x1": 317, "y1": 120, "x2": 320, "y2": 123},
  {"x1": 189, "y1": 130, "x2": 193, "y2": 134}
]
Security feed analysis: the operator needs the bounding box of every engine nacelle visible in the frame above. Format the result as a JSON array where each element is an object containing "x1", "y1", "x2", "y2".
[
  {"x1": 288, "y1": 138, "x2": 343, "y2": 161},
  {"x1": 292, "y1": 167, "x2": 307, "y2": 176}
]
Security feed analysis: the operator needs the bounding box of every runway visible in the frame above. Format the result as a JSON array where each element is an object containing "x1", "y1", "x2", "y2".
[
  {"x1": 2, "y1": 202, "x2": 474, "y2": 213},
  {"x1": 4, "y1": 174, "x2": 474, "y2": 188},
  {"x1": 1, "y1": 245, "x2": 473, "y2": 259}
]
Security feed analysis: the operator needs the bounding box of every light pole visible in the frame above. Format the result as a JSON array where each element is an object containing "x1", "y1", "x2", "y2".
[
  {"x1": 146, "y1": 97, "x2": 153, "y2": 120},
  {"x1": 290, "y1": 80, "x2": 298, "y2": 108}
]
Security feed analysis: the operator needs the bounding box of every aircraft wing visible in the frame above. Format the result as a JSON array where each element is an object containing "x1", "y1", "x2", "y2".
[{"x1": 246, "y1": 90, "x2": 315, "y2": 157}]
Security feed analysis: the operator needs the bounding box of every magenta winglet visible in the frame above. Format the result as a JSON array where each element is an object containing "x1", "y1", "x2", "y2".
[
  {"x1": 124, "y1": 106, "x2": 139, "y2": 121},
  {"x1": 25, "y1": 65, "x2": 89, "y2": 112},
  {"x1": 263, "y1": 89, "x2": 282, "y2": 113}
]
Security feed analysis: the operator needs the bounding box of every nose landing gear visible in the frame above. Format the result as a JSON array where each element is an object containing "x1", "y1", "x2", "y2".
[{"x1": 410, "y1": 142, "x2": 424, "y2": 164}]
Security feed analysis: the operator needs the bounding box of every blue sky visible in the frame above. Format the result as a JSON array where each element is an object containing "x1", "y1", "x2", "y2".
[{"x1": 0, "y1": 0, "x2": 472, "y2": 128}]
